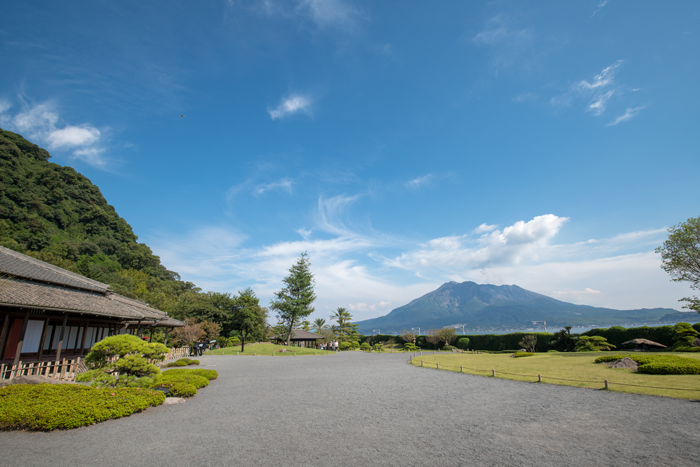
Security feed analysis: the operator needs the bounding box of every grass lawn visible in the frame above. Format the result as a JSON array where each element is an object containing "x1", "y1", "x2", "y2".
[
  {"x1": 410, "y1": 351, "x2": 700, "y2": 400},
  {"x1": 204, "y1": 343, "x2": 336, "y2": 356}
]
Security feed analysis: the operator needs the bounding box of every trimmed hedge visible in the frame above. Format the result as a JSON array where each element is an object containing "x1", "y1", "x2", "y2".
[
  {"x1": 465, "y1": 333, "x2": 553, "y2": 352},
  {"x1": 155, "y1": 374, "x2": 209, "y2": 390},
  {"x1": 0, "y1": 384, "x2": 164, "y2": 431},
  {"x1": 161, "y1": 368, "x2": 218, "y2": 381},
  {"x1": 582, "y1": 325, "x2": 676, "y2": 349},
  {"x1": 514, "y1": 352, "x2": 533, "y2": 357},
  {"x1": 594, "y1": 354, "x2": 700, "y2": 375},
  {"x1": 166, "y1": 358, "x2": 201, "y2": 368},
  {"x1": 443, "y1": 345, "x2": 456, "y2": 351},
  {"x1": 168, "y1": 383, "x2": 197, "y2": 398}
]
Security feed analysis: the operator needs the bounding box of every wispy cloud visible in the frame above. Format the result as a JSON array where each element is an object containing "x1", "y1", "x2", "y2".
[
  {"x1": 405, "y1": 174, "x2": 434, "y2": 189},
  {"x1": 268, "y1": 94, "x2": 312, "y2": 120},
  {"x1": 592, "y1": 0, "x2": 609, "y2": 17},
  {"x1": 513, "y1": 92, "x2": 537, "y2": 103},
  {"x1": 474, "y1": 223, "x2": 498, "y2": 234},
  {"x1": 472, "y1": 14, "x2": 536, "y2": 71},
  {"x1": 0, "y1": 100, "x2": 108, "y2": 167},
  {"x1": 607, "y1": 105, "x2": 646, "y2": 126},
  {"x1": 254, "y1": 178, "x2": 294, "y2": 195},
  {"x1": 296, "y1": 0, "x2": 362, "y2": 32}
]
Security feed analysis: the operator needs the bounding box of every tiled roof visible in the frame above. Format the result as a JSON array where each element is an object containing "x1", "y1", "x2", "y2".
[
  {"x1": 0, "y1": 246, "x2": 109, "y2": 293},
  {"x1": 0, "y1": 246, "x2": 183, "y2": 326}
]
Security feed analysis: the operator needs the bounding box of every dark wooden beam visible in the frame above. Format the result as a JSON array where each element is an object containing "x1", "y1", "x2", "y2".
[
  {"x1": 0, "y1": 315, "x2": 9, "y2": 361},
  {"x1": 78, "y1": 321, "x2": 90, "y2": 355},
  {"x1": 55, "y1": 314, "x2": 68, "y2": 363},
  {"x1": 13, "y1": 309, "x2": 30, "y2": 366},
  {"x1": 37, "y1": 318, "x2": 49, "y2": 359},
  {"x1": 164, "y1": 327, "x2": 172, "y2": 346}
]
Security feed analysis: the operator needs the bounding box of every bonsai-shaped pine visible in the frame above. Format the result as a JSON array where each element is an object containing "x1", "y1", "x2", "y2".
[
  {"x1": 550, "y1": 326, "x2": 577, "y2": 352},
  {"x1": 671, "y1": 322, "x2": 700, "y2": 350},
  {"x1": 519, "y1": 335, "x2": 537, "y2": 352},
  {"x1": 77, "y1": 334, "x2": 168, "y2": 387},
  {"x1": 574, "y1": 336, "x2": 616, "y2": 352}
]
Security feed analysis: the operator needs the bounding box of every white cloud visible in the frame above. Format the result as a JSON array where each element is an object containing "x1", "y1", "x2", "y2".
[
  {"x1": 473, "y1": 16, "x2": 534, "y2": 49},
  {"x1": 587, "y1": 90, "x2": 614, "y2": 116},
  {"x1": 0, "y1": 100, "x2": 11, "y2": 114},
  {"x1": 607, "y1": 106, "x2": 646, "y2": 126},
  {"x1": 474, "y1": 223, "x2": 498, "y2": 233},
  {"x1": 578, "y1": 61, "x2": 622, "y2": 91},
  {"x1": 551, "y1": 288, "x2": 602, "y2": 301},
  {"x1": 513, "y1": 92, "x2": 536, "y2": 103},
  {"x1": 296, "y1": 0, "x2": 361, "y2": 31},
  {"x1": 255, "y1": 178, "x2": 294, "y2": 195},
  {"x1": 1, "y1": 101, "x2": 108, "y2": 168},
  {"x1": 268, "y1": 94, "x2": 312, "y2": 120},
  {"x1": 405, "y1": 174, "x2": 434, "y2": 189},
  {"x1": 47, "y1": 125, "x2": 101, "y2": 148}
]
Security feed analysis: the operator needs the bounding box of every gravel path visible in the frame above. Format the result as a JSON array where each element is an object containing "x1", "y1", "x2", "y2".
[{"x1": 1, "y1": 352, "x2": 699, "y2": 466}]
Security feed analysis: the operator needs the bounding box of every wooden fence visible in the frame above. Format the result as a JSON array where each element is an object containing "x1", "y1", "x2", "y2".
[
  {"x1": 0, "y1": 347, "x2": 189, "y2": 382},
  {"x1": 0, "y1": 358, "x2": 86, "y2": 381}
]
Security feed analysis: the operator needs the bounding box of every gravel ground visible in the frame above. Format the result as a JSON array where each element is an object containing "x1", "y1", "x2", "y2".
[{"x1": 1, "y1": 352, "x2": 699, "y2": 466}]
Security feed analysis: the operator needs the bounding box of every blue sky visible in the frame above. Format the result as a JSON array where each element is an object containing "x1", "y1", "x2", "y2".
[{"x1": 1, "y1": 1, "x2": 699, "y2": 323}]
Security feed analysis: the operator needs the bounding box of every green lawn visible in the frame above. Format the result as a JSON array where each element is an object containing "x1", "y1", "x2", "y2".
[
  {"x1": 410, "y1": 351, "x2": 700, "y2": 400},
  {"x1": 204, "y1": 343, "x2": 336, "y2": 356}
]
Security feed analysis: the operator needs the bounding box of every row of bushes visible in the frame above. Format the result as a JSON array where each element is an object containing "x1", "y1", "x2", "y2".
[
  {"x1": 582, "y1": 323, "x2": 700, "y2": 349},
  {"x1": 595, "y1": 354, "x2": 700, "y2": 375},
  {"x1": 0, "y1": 385, "x2": 165, "y2": 431},
  {"x1": 152, "y1": 368, "x2": 219, "y2": 397},
  {"x1": 165, "y1": 358, "x2": 200, "y2": 367}
]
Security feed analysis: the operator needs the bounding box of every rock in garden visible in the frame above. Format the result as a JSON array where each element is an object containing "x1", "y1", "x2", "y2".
[{"x1": 607, "y1": 357, "x2": 639, "y2": 370}]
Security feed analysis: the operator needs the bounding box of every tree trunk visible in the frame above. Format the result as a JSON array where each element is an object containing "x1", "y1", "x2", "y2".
[
  {"x1": 286, "y1": 320, "x2": 295, "y2": 347},
  {"x1": 241, "y1": 332, "x2": 246, "y2": 352}
]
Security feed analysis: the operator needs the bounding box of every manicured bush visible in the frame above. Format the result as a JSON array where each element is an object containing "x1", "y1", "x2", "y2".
[
  {"x1": 583, "y1": 325, "x2": 676, "y2": 349},
  {"x1": 456, "y1": 337, "x2": 470, "y2": 350},
  {"x1": 372, "y1": 343, "x2": 384, "y2": 352},
  {"x1": 161, "y1": 368, "x2": 218, "y2": 381},
  {"x1": 339, "y1": 342, "x2": 352, "y2": 351},
  {"x1": 186, "y1": 359, "x2": 200, "y2": 365},
  {"x1": 514, "y1": 352, "x2": 533, "y2": 357},
  {"x1": 167, "y1": 382, "x2": 197, "y2": 398},
  {"x1": 594, "y1": 354, "x2": 700, "y2": 374},
  {"x1": 350, "y1": 341, "x2": 360, "y2": 350},
  {"x1": 443, "y1": 345, "x2": 456, "y2": 351},
  {"x1": 166, "y1": 358, "x2": 200, "y2": 368},
  {"x1": 673, "y1": 347, "x2": 700, "y2": 352},
  {"x1": 0, "y1": 384, "x2": 164, "y2": 431},
  {"x1": 360, "y1": 342, "x2": 371, "y2": 351},
  {"x1": 155, "y1": 373, "x2": 209, "y2": 389},
  {"x1": 574, "y1": 336, "x2": 615, "y2": 352}
]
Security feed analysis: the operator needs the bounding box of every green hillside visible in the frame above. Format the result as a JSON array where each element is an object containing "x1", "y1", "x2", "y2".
[{"x1": 0, "y1": 128, "x2": 249, "y2": 335}]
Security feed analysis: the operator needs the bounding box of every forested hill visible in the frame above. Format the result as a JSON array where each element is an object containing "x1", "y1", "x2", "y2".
[{"x1": 0, "y1": 128, "x2": 242, "y2": 332}]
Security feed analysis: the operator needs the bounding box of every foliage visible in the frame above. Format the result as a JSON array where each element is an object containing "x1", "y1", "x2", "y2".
[
  {"x1": 656, "y1": 216, "x2": 700, "y2": 311},
  {"x1": 425, "y1": 329, "x2": 442, "y2": 348},
  {"x1": 575, "y1": 336, "x2": 615, "y2": 352},
  {"x1": 80, "y1": 335, "x2": 168, "y2": 387},
  {"x1": 167, "y1": 383, "x2": 197, "y2": 398},
  {"x1": 373, "y1": 343, "x2": 383, "y2": 352},
  {"x1": 360, "y1": 342, "x2": 371, "y2": 351},
  {"x1": 160, "y1": 368, "x2": 218, "y2": 381},
  {"x1": 401, "y1": 330, "x2": 416, "y2": 345},
  {"x1": 403, "y1": 343, "x2": 420, "y2": 352},
  {"x1": 165, "y1": 358, "x2": 199, "y2": 367},
  {"x1": 582, "y1": 325, "x2": 677, "y2": 349},
  {"x1": 339, "y1": 342, "x2": 352, "y2": 351},
  {"x1": 458, "y1": 332, "x2": 552, "y2": 352},
  {"x1": 514, "y1": 351, "x2": 534, "y2": 357},
  {"x1": 155, "y1": 373, "x2": 209, "y2": 389},
  {"x1": 671, "y1": 322, "x2": 700, "y2": 350},
  {"x1": 456, "y1": 337, "x2": 470, "y2": 350},
  {"x1": 0, "y1": 384, "x2": 164, "y2": 431},
  {"x1": 549, "y1": 326, "x2": 578, "y2": 352},
  {"x1": 332, "y1": 307, "x2": 359, "y2": 342},
  {"x1": 442, "y1": 345, "x2": 456, "y2": 351},
  {"x1": 313, "y1": 318, "x2": 328, "y2": 332},
  {"x1": 350, "y1": 341, "x2": 360, "y2": 350},
  {"x1": 595, "y1": 354, "x2": 700, "y2": 375},
  {"x1": 229, "y1": 288, "x2": 268, "y2": 351},
  {"x1": 519, "y1": 335, "x2": 537, "y2": 352},
  {"x1": 270, "y1": 252, "x2": 316, "y2": 346}
]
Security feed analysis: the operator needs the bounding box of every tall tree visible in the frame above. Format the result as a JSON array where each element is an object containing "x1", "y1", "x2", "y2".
[
  {"x1": 270, "y1": 252, "x2": 316, "y2": 346},
  {"x1": 232, "y1": 288, "x2": 267, "y2": 352},
  {"x1": 331, "y1": 307, "x2": 354, "y2": 339},
  {"x1": 313, "y1": 318, "x2": 328, "y2": 332},
  {"x1": 657, "y1": 216, "x2": 700, "y2": 312}
]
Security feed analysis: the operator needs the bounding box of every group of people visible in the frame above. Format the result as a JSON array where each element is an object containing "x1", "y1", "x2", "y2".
[{"x1": 318, "y1": 340, "x2": 339, "y2": 351}]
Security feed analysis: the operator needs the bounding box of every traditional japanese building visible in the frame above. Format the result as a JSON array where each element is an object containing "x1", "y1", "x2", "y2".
[{"x1": 0, "y1": 246, "x2": 183, "y2": 366}]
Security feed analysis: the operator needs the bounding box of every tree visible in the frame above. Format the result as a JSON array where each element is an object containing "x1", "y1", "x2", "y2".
[
  {"x1": 574, "y1": 336, "x2": 615, "y2": 352},
  {"x1": 657, "y1": 217, "x2": 700, "y2": 312},
  {"x1": 270, "y1": 252, "x2": 316, "y2": 346},
  {"x1": 671, "y1": 322, "x2": 700, "y2": 350},
  {"x1": 331, "y1": 307, "x2": 354, "y2": 340},
  {"x1": 437, "y1": 327, "x2": 457, "y2": 347},
  {"x1": 232, "y1": 288, "x2": 267, "y2": 352},
  {"x1": 519, "y1": 335, "x2": 537, "y2": 352},
  {"x1": 425, "y1": 329, "x2": 442, "y2": 349},
  {"x1": 550, "y1": 326, "x2": 578, "y2": 352},
  {"x1": 401, "y1": 330, "x2": 416, "y2": 345},
  {"x1": 313, "y1": 318, "x2": 328, "y2": 332},
  {"x1": 456, "y1": 337, "x2": 470, "y2": 350},
  {"x1": 172, "y1": 318, "x2": 205, "y2": 347},
  {"x1": 299, "y1": 320, "x2": 312, "y2": 331}
]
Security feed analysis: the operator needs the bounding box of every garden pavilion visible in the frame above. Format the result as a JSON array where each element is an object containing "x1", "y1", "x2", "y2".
[
  {"x1": 270, "y1": 329, "x2": 324, "y2": 348},
  {"x1": 0, "y1": 246, "x2": 183, "y2": 369},
  {"x1": 621, "y1": 338, "x2": 667, "y2": 351}
]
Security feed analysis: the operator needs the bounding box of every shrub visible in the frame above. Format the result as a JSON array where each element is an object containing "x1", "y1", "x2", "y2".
[
  {"x1": 351, "y1": 341, "x2": 360, "y2": 350},
  {"x1": 514, "y1": 352, "x2": 533, "y2": 357},
  {"x1": 168, "y1": 382, "x2": 197, "y2": 398},
  {"x1": 575, "y1": 336, "x2": 615, "y2": 352},
  {"x1": 155, "y1": 373, "x2": 209, "y2": 389},
  {"x1": 0, "y1": 384, "x2": 164, "y2": 431},
  {"x1": 443, "y1": 345, "x2": 456, "y2": 351},
  {"x1": 186, "y1": 359, "x2": 200, "y2": 365},
  {"x1": 161, "y1": 368, "x2": 218, "y2": 381},
  {"x1": 360, "y1": 342, "x2": 371, "y2": 351},
  {"x1": 166, "y1": 358, "x2": 200, "y2": 367},
  {"x1": 673, "y1": 347, "x2": 700, "y2": 352},
  {"x1": 519, "y1": 335, "x2": 537, "y2": 352},
  {"x1": 594, "y1": 354, "x2": 700, "y2": 374},
  {"x1": 339, "y1": 342, "x2": 352, "y2": 351},
  {"x1": 372, "y1": 343, "x2": 384, "y2": 352},
  {"x1": 456, "y1": 337, "x2": 470, "y2": 350}
]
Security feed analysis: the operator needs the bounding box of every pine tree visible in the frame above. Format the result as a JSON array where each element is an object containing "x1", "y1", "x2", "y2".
[{"x1": 270, "y1": 252, "x2": 316, "y2": 346}]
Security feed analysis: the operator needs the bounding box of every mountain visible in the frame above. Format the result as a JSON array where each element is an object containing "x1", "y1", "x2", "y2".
[{"x1": 355, "y1": 281, "x2": 697, "y2": 334}]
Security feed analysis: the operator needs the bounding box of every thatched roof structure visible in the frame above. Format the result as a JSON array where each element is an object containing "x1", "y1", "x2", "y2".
[{"x1": 621, "y1": 338, "x2": 667, "y2": 350}]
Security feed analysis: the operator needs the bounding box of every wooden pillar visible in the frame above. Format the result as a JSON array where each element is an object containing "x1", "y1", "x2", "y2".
[
  {"x1": 137, "y1": 321, "x2": 142, "y2": 338},
  {"x1": 150, "y1": 327, "x2": 154, "y2": 342},
  {"x1": 0, "y1": 315, "x2": 9, "y2": 360},
  {"x1": 37, "y1": 319, "x2": 50, "y2": 359},
  {"x1": 78, "y1": 321, "x2": 90, "y2": 356},
  {"x1": 164, "y1": 327, "x2": 171, "y2": 346},
  {"x1": 13, "y1": 309, "x2": 30, "y2": 366},
  {"x1": 55, "y1": 314, "x2": 68, "y2": 363}
]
